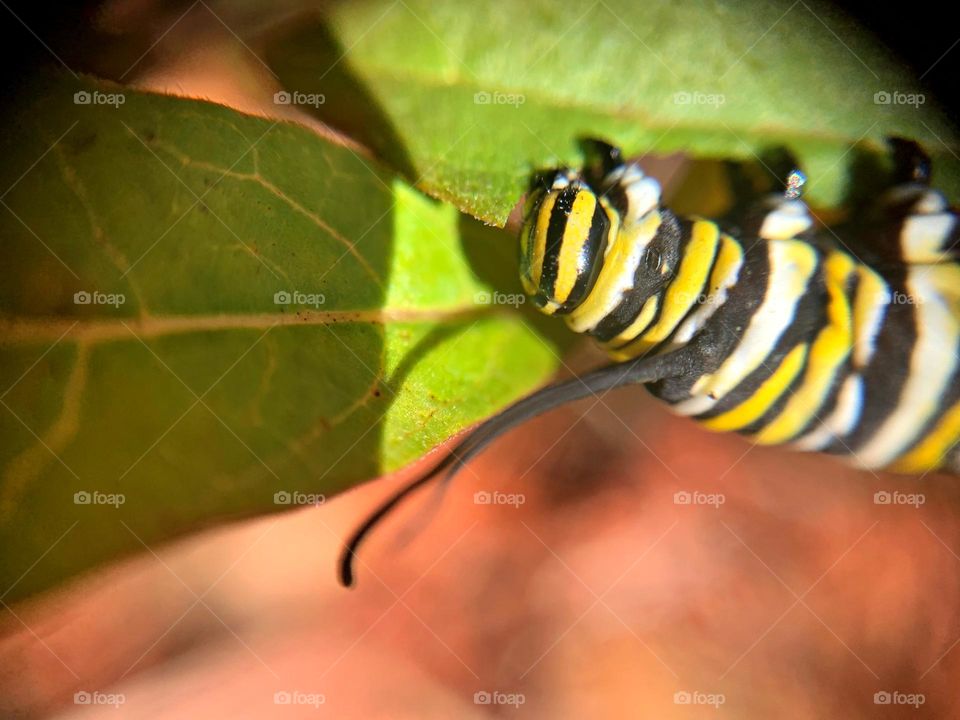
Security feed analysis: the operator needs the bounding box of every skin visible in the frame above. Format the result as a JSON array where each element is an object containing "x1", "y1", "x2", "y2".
[{"x1": 2, "y1": 370, "x2": 958, "y2": 718}]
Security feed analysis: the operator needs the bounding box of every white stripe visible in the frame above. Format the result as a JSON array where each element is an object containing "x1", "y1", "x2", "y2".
[
  {"x1": 900, "y1": 213, "x2": 956, "y2": 263},
  {"x1": 622, "y1": 177, "x2": 661, "y2": 227},
  {"x1": 673, "y1": 392, "x2": 719, "y2": 417},
  {"x1": 854, "y1": 267, "x2": 960, "y2": 468},
  {"x1": 565, "y1": 212, "x2": 660, "y2": 334},
  {"x1": 668, "y1": 247, "x2": 743, "y2": 349},
  {"x1": 673, "y1": 240, "x2": 817, "y2": 416},
  {"x1": 791, "y1": 374, "x2": 864, "y2": 451},
  {"x1": 602, "y1": 166, "x2": 661, "y2": 227},
  {"x1": 914, "y1": 189, "x2": 948, "y2": 214},
  {"x1": 759, "y1": 200, "x2": 813, "y2": 240}
]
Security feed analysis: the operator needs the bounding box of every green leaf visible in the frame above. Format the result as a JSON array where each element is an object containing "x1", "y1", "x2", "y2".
[
  {"x1": 0, "y1": 73, "x2": 563, "y2": 603},
  {"x1": 268, "y1": 0, "x2": 960, "y2": 224}
]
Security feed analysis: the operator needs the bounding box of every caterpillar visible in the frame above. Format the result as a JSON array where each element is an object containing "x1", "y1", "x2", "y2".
[{"x1": 338, "y1": 138, "x2": 960, "y2": 587}]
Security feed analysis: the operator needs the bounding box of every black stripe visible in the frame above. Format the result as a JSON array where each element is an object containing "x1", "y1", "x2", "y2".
[
  {"x1": 696, "y1": 254, "x2": 826, "y2": 435},
  {"x1": 519, "y1": 215, "x2": 536, "y2": 276},
  {"x1": 589, "y1": 209, "x2": 684, "y2": 342},
  {"x1": 649, "y1": 238, "x2": 771, "y2": 405},
  {"x1": 539, "y1": 186, "x2": 579, "y2": 298},
  {"x1": 730, "y1": 260, "x2": 827, "y2": 435},
  {"x1": 783, "y1": 267, "x2": 862, "y2": 441},
  {"x1": 601, "y1": 176, "x2": 629, "y2": 219},
  {"x1": 555, "y1": 200, "x2": 611, "y2": 314},
  {"x1": 893, "y1": 358, "x2": 960, "y2": 466},
  {"x1": 825, "y1": 260, "x2": 912, "y2": 453},
  {"x1": 643, "y1": 221, "x2": 725, "y2": 356}
]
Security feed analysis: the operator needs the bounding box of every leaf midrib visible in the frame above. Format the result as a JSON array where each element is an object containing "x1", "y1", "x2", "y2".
[{"x1": 0, "y1": 306, "x2": 500, "y2": 345}]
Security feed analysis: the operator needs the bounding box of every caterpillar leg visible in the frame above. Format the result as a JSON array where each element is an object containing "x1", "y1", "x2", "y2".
[{"x1": 338, "y1": 351, "x2": 683, "y2": 587}]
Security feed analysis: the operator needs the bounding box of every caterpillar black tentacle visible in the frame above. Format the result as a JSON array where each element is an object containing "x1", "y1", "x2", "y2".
[
  {"x1": 337, "y1": 352, "x2": 678, "y2": 586},
  {"x1": 339, "y1": 137, "x2": 960, "y2": 588}
]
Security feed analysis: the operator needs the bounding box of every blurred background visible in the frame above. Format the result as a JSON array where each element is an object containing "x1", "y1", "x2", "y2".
[{"x1": 2, "y1": 1, "x2": 960, "y2": 717}]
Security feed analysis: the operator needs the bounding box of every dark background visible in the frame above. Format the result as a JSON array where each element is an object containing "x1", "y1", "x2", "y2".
[{"x1": 1, "y1": 0, "x2": 958, "y2": 124}]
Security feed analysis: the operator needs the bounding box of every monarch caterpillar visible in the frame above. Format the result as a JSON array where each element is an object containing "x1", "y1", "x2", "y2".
[{"x1": 339, "y1": 138, "x2": 960, "y2": 587}]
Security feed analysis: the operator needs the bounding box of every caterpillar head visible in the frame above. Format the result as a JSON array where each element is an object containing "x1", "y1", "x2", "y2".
[{"x1": 518, "y1": 169, "x2": 617, "y2": 315}]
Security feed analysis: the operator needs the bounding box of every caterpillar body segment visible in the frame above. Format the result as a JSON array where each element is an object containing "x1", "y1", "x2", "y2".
[
  {"x1": 338, "y1": 138, "x2": 960, "y2": 587},
  {"x1": 520, "y1": 139, "x2": 960, "y2": 473}
]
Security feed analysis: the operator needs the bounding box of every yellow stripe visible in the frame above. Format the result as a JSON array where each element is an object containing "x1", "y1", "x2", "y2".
[
  {"x1": 567, "y1": 210, "x2": 657, "y2": 332},
  {"x1": 530, "y1": 191, "x2": 558, "y2": 288},
  {"x1": 850, "y1": 264, "x2": 888, "y2": 368},
  {"x1": 667, "y1": 233, "x2": 744, "y2": 351},
  {"x1": 707, "y1": 235, "x2": 744, "y2": 295},
  {"x1": 553, "y1": 191, "x2": 597, "y2": 303},
  {"x1": 519, "y1": 218, "x2": 537, "y2": 296},
  {"x1": 891, "y1": 399, "x2": 960, "y2": 473},
  {"x1": 754, "y1": 251, "x2": 855, "y2": 445},
  {"x1": 701, "y1": 343, "x2": 809, "y2": 432},
  {"x1": 855, "y1": 263, "x2": 960, "y2": 467},
  {"x1": 687, "y1": 240, "x2": 818, "y2": 405},
  {"x1": 614, "y1": 220, "x2": 720, "y2": 357},
  {"x1": 605, "y1": 295, "x2": 659, "y2": 356}
]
